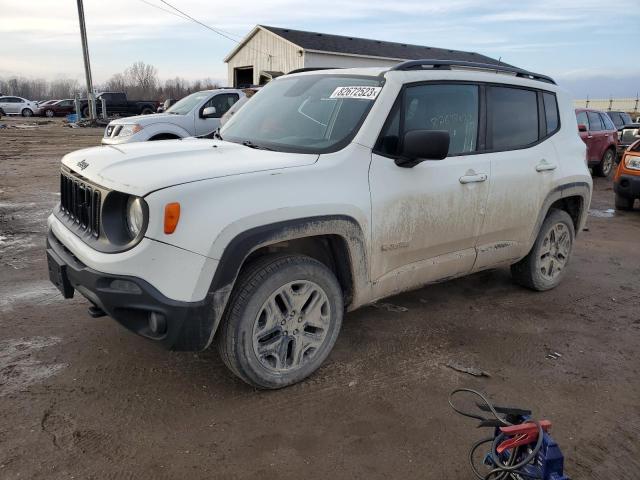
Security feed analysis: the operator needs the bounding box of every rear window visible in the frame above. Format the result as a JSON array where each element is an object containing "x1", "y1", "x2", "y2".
[{"x1": 488, "y1": 86, "x2": 538, "y2": 150}]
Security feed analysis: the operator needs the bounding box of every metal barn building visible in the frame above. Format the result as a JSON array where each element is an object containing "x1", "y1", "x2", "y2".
[{"x1": 224, "y1": 25, "x2": 504, "y2": 87}]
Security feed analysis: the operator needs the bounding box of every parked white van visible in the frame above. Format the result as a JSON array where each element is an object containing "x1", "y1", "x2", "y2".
[
  {"x1": 48, "y1": 60, "x2": 591, "y2": 389},
  {"x1": 101, "y1": 89, "x2": 245, "y2": 144}
]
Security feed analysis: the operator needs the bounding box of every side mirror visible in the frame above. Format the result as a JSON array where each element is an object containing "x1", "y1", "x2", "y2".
[
  {"x1": 202, "y1": 106, "x2": 217, "y2": 118},
  {"x1": 396, "y1": 130, "x2": 450, "y2": 167},
  {"x1": 578, "y1": 124, "x2": 587, "y2": 132}
]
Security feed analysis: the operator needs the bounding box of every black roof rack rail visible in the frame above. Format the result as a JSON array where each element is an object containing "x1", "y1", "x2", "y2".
[{"x1": 390, "y1": 59, "x2": 556, "y2": 85}]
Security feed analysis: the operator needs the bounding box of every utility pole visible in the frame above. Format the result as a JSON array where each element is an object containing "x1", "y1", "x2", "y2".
[{"x1": 76, "y1": 0, "x2": 96, "y2": 122}]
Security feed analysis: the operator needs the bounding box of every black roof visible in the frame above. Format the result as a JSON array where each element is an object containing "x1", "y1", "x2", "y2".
[{"x1": 260, "y1": 25, "x2": 505, "y2": 66}]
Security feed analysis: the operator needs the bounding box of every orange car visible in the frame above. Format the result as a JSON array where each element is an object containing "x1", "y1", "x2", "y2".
[{"x1": 613, "y1": 140, "x2": 640, "y2": 210}]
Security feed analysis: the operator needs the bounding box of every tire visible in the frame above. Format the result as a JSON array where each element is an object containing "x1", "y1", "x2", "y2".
[
  {"x1": 21, "y1": 108, "x2": 33, "y2": 117},
  {"x1": 81, "y1": 106, "x2": 89, "y2": 118},
  {"x1": 141, "y1": 107, "x2": 154, "y2": 115},
  {"x1": 615, "y1": 193, "x2": 634, "y2": 211},
  {"x1": 217, "y1": 254, "x2": 344, "y2": 389},
  {"x1": 45, "y1": 109, "x2": 55, "y2": 118},
  {"x1": 511, "y1": 209, "x2": 575, "y2": 291},
  {"x1": 593, "y1": 148, "x2": 615, "y2": 177},
  {"x1": 0, "y1": 108, "x2": 4, "y2": 118}
]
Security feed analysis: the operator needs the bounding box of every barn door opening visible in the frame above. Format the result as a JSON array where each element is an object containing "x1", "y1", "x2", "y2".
[{"x1": 234, "y1": 67, "x2": 254, "y2": 87}]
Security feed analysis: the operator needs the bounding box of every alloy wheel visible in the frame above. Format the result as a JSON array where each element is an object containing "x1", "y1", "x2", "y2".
[
  {"x1": 538, "y1": 222, "x2": 571, "y2": 281},
  {"x1": 602, "y1": 150, "x2": 614, "y2": 176},
  {"x1": 252, "y1": 280, "x2": 331, "y2": 373}
]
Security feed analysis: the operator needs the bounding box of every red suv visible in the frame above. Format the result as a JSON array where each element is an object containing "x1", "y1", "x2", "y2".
[{"x1": 575, "y1": 108, "x2": 618, "y2": 177}]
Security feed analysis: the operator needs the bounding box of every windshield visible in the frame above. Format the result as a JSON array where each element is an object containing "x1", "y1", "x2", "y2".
[
  {"x1": 166, "y1": 91, "x2": 211, "y2": 115},
  {"x1": 220, "y1": 74, "x2": 384, "y2": 153}
]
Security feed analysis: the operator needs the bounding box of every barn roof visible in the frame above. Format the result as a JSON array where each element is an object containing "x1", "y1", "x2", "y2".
[{"x1": 254, "y1": 25, "x2": 504, "y2": 65}]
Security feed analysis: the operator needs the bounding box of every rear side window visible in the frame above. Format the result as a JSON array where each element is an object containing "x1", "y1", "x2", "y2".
[
  {"x1": 587, "y1": 111, "x2": 604, "y2": 131},
  {"x1": 376, "y1": 83, "x2": 479, "y2": 156},
  {"x1": 488, "y1": 86, "x2": 538, "y2": 150},
  {"x1": 543, "y1": 92, "x2": 559, "y2": 134}
]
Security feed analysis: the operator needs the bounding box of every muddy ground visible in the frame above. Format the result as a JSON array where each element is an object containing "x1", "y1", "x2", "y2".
[{"x1": 0, "y1": 117, "x2": 639, "y2": 479}]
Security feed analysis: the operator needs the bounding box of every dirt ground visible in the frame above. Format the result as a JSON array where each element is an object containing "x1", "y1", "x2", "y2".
[{"x1": 1, "y1": 117, "x2": 639, "y2": 480}]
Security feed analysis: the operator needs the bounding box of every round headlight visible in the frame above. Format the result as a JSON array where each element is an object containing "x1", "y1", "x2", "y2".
[{"x1": 126, "y1": 196, "x2": 144, "y2": 238}]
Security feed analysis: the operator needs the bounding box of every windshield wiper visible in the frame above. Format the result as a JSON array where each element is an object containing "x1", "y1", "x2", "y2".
[{"x1": 241, "y1": 140, "x2": 273, "y2": 151}]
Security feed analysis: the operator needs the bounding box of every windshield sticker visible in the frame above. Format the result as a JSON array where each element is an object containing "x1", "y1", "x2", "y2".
[{"x1": 329, "y1": 86, "x2": 382, "y2": 100}]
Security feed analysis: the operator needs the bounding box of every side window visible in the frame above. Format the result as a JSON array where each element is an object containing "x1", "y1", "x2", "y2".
[
  {"x1": 600, "y1": 113, "x2": 615, "y2": 131},
  {"x1": 488, "y1": 86, "x2": 538, "y2": 150},
  {"x1": 576, "y1": 111, "x2": 589, "y2": 129},
  {"x1": 375, "y1": 84, "x2": 479, "y2": 156},
  {"x1": 608, "y1": 112, "x2": 622, "y2": 128},
  {"x1": 587, "y1": 111, "x2": 603, "y2": 131},
  {"x1": 205, "y1": 93, "x2": 240, "y2": 118},
  {"x1": 542, "y1": 92, "x2": 559, "y2": 135}
]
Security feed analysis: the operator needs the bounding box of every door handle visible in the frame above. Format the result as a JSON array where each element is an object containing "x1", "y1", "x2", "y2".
[
  {"x1": 536, "y1": 160, "x2": 557, "y2": 172},
  {"x1": 459, "y1": 173, "x2": 488, "y2": 184}
]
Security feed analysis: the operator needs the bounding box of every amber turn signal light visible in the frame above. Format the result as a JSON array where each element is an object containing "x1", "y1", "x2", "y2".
[{"x1": 164, "y1": 202, "x2": 180, "y2": 234}]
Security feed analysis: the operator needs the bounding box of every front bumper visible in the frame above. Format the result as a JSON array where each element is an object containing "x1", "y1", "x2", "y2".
[
  {"x1": 47, "y1": 230, "x2": 216, "y2": 351},
  {"x1": 614, "y1": 173, "x2": 640, "y2": 199}
]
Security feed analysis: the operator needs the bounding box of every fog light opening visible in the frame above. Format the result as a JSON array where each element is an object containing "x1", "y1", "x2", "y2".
[{"x1": 149, "y1": 312, "x2": 167, "y2": 335}]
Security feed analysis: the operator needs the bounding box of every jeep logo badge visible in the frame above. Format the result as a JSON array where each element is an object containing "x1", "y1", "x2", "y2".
[{"x1": 77, "y1": 160, "x2": 89, "y2": 171}]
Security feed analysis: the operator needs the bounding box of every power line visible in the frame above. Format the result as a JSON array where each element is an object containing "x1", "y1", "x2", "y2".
[
  {"x1": 156, "y1": 0, "x2": 272, "y2": 58},
  {"x1": 138, "y1": 0, "x2": 189, "y2": 21}
]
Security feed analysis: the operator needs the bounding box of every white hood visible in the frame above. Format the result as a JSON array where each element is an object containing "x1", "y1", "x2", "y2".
[
  {"x1": 61, "y1": 138, "x2": 319, "y2": 196},
  {"x1": 109, "y1": 112, "x2": 178, "y2": 126}
]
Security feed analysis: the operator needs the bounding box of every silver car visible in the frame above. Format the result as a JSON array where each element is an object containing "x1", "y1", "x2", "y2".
[{"x1": 0, "y1": 96, "x2": 40, "y2": 117}]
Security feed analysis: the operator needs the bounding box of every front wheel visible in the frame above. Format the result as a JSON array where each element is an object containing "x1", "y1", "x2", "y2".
[
  {"x1": 593, "y1": 149, "x2": 615, "y2": 177},
  {"x1": 21, "y1": 108, "x2": 33, "y2": 117},
  {"x1": 511, "y1": 209, "x2": 575, "y2": 291},
  {"x1": 217, "y1": 254, "x2": 344, "y2": 389},
  {"x1": 45, "y1": 109, "x2": 55, "y2": 118}
]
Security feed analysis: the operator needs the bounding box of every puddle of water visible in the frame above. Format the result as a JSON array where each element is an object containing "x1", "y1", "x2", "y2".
[
  {"x1": 0, "y1": 336, "x2": 67, "y2": 396},
  {"x1": 588, "y1": 208, "x2": 615, "y2": 218},
  {"x1": 0, "y1": 280, "x2": 64, "y2": 312},
  {"x1": 0, "y1": 232, "x2": 42, "y2": 269}
]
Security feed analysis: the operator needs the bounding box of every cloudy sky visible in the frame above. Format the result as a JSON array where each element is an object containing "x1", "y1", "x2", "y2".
[{"x1": 1, "y1": 0, "x2": 637, "y2": 98}]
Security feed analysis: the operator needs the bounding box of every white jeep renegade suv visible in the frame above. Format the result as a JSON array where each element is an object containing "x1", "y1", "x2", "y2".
[{"x1": 47, "y1": 60, "x2": 591, "y2": 389}]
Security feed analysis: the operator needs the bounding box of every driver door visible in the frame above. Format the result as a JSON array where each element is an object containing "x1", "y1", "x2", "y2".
[
  {"x1": 369, "y1": 83, "x2": 490, "y2": 299},
  {"x1": 195, "y1": 92, "x2": 240, "y2": 136}
]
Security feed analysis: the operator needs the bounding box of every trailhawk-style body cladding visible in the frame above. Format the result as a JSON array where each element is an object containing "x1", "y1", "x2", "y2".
[{"x1": 47, "y1": 63, "x2": 592, "y2": 385}]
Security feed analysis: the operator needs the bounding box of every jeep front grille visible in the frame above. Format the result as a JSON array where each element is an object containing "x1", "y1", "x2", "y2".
[{"x1": 59, "y1": 172, "x2": 101, "y2": 237}]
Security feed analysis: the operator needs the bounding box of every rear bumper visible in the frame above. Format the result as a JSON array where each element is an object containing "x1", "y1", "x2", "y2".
[
  {"x1": 614, "y1": 174, "x2": 640, "y2": 199},
  {"x1": 47, "y1": 230, "x2": 216, "y2": 351}
]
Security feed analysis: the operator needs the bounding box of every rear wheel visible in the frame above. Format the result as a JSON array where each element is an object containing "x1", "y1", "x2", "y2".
[
  {"x1": 217, "y1": 254, "x2": 344, "y2": 389},
  {"x1": 81, "y1": 106, "x2": 89, "y2": 118},
  {"x1": 593, "y1": 149, "x2": 615, "y2": 177},
  {"x1": 615, "y1": 193, "x2": 634, "y2": 211},
  {"x1": 21, "y1": 108, "x2": 33, "y2": 117},
  {"x1": 141, "y1": 107, "x2": 154, "y2": 115},
  {"x1": 511, "y1": 209, "x2": 575, "y2": 291}
]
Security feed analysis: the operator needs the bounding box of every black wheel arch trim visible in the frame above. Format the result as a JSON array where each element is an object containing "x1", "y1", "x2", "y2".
[
  {"x1": 203, "y1": 214, "x2": 369, "y2": 349},
  {"x1": 527, "y1": 181, "x2": 591, "y2": 248}
]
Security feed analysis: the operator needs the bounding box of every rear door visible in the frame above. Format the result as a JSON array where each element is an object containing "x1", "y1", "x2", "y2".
[{"x1": 475, "y1": 86, "x2": 562, "y2": 269}]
